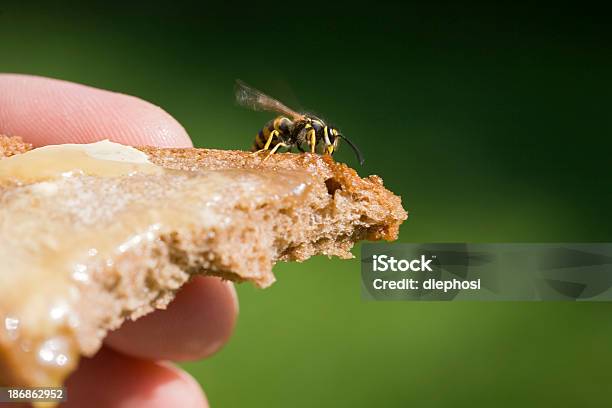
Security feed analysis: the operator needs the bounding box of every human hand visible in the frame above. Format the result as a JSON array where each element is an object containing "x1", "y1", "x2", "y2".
[{"x1": 0, "y1": 74, "x2": 239, "y2": 408}]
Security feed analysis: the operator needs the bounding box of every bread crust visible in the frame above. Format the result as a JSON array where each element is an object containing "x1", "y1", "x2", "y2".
[
  {"x1": 0, "y1": 136, "x2": 407, "y2": 388},
  {"x1": 138, "y1": 146, "x2": 405, "y2": 242},
  {"x1": 0, "y1": 135, "x2": 31, "y2": 158}
]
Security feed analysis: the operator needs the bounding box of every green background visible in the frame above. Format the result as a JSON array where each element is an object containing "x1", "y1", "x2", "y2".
[{"x1": 1, "y1": 3, "x2": 611, "y2": 407}]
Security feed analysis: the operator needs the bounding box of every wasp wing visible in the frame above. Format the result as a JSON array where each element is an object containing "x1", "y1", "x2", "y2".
[{"x1": 235, "y1": 79, "x2": 303, "y2": 120}]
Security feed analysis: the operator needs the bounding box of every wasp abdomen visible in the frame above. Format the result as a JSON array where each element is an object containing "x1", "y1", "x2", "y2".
[{"x1": 252, "y1": 116, "x2": 293, "y2": 151}]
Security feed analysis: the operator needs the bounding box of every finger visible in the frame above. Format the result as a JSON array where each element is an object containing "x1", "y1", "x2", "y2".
[
  {"x1": 105, "y1": 276, "x2": 239, "y2": 361},
  {"x1": 64, "y1": 347, "x2": 208, "y2": 408},
  {"x1": 0, "y1": 74, "x2": 192, "y2": 147}
]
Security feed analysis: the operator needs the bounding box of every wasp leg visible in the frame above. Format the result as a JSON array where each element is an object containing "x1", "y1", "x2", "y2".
[
  {"x1": 250, "y1": 130, "x2": 279, "y2": 155},
  {"x1": 264, "y1": 130, "x2": 278, "y2": 150},
  {"x1": 262, "y1": 142, "x2": 289, "y2": 162},
  {"x1": 308, "y1": 128, "x2": 316, "y2": 153},
  {"x1": 250, "y1": 148, "x2": 267, "y2": 155}
]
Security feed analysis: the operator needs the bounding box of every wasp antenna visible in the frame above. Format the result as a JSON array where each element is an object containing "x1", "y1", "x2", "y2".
[{"x1": 339, "y1": 134, "x2": 365, "y2": 165}]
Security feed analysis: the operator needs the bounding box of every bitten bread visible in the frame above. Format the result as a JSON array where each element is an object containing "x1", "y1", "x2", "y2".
[{"x1": 0, "y1": 135, "x2": 407, "y2": 389}]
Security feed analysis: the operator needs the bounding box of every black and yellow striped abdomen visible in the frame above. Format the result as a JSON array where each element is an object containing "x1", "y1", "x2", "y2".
[{"x1": 252, "y1": 116, "x2": 293, "y2": 151}]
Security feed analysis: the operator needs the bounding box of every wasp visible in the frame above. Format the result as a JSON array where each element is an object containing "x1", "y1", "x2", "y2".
[{"x1": 235, "y1": 80, "x2": 364, "y2": 165}]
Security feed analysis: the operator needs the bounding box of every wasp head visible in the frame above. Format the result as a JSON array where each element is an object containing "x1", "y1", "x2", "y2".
[
  {"x1": 323, "y1": 126, "x2": 340, "y2": 155},
  {"x1": 324, "y1": 126, "x2": 364, "y2": 165}
]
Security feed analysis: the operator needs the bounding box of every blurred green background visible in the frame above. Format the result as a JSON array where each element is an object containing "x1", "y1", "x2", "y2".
[{"x1": 2, "y1": 2, "x2": 611, "y2": 407}]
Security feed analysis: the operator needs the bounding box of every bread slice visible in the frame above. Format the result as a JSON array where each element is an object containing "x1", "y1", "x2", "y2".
[{"x1": 0, "y1": 135, "x2": 407, "y2": 388}]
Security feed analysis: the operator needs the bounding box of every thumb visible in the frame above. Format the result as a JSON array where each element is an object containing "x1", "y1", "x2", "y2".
[{"x1": 0, "y1": 74, "x2": 193, "y2": 148}]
